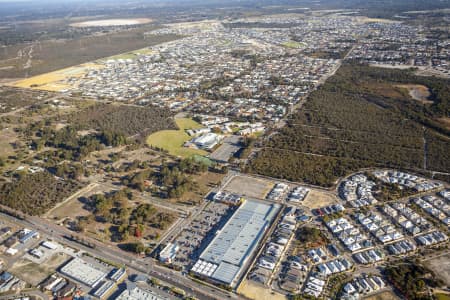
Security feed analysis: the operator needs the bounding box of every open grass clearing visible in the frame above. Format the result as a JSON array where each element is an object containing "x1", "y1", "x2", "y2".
[
  {"x1": 357, "y1": 16, "x2": 400, "y2": 23},
  {"x1": 101, "y1": 48, "x2": 154, "y2": 61},
  {"x1": 435, "y1": 293, "x2": 450, "y2": 300},
  {"x1": 282, "y1": 40, "x2": 306, "y2": 48},
  {"x1": 176, "y1": 170, "x2": 225, "y2": 205},
  {"x1": 44, "y1": 182, "x2": 115, "y2": 221},
  {"x1": 146, "y1": 118, "x2": 207, "y2": 158}
]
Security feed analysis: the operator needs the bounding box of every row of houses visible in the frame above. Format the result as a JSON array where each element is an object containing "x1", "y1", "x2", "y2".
[
  {"x1": 386, "y1": 239, "x2": 417, "y2": 256},
  {"x1": 326, "y1": 217, "x2": 372, "y2": 252},
  {"x1": 342, "y1": 275, "x2": 386, "y2": 297},
  {"x1": 382, "y1": 203, "x2": 432, "y2": 235},
  {"x1": 356, "y1": 212, "x2": 404, "y2": 245},
  {"x1": 257, "y1": 207, "x2": 299, "y2": 271},
  {"x1": 266, "y1": 183, "x2": 289, "y2": 201},
  {"x1": 415, "y1": 231, "x2": 448, "y2": 246},
  {"x1": 287, "y1": 186, "x2": 309, "y2": 203},
  {"x1": 372, "y1": 170, "x2": 443, "y2": 192},
  {"x1": 339, "y1": 174, "x2": 377, "y2": 208},
  {"x1": 412, "y1": 195, "x2": 450, "y2": 226},
  {"x1": 353, "y1": 249, "x2": 385, "y2": 265},
  {"x1": 316, "y1": 258, "x2": 353, "y2": 277}
]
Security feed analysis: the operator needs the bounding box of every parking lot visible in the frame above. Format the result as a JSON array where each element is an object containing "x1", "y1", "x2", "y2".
[
  {"x1": 172, "y1": 201, "x2": 234, "y2": 268},
  {"x1": 209, "y1": 135, "x2": 242, "y2": 163}
]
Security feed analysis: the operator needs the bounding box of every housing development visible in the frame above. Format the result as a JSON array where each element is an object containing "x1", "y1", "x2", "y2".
[{"x1": 0, "y1": 1, "x2": 449, "y2": 300}]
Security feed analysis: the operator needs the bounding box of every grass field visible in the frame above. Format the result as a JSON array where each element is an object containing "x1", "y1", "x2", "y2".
[
  {"x1": 282, "y1": 41, "x2": 306, "y2": 48},
  {"x1": 435, "y1": 293, "x2": 450, "y2": 300},
  {"x1": 11, "y1": 62, "x2": 102, "y2": 91},
  {"x1": 102, "y1": 47, "x2": 154, "y2": 61},
  {"x1": 146, "y1": 118, "x2": 208, "y2": 158}
]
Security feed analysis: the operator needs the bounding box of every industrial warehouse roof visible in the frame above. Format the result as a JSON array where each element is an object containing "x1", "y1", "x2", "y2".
[
  {"x1": 211, "y1": 262, "x2": 240, "y2": 284},
  {"x1": 60, "y1": 258, "x2": 107, "y2": 288},
  {"x1": 197, "y1": 199, "x2": 280, "y2": 285}
]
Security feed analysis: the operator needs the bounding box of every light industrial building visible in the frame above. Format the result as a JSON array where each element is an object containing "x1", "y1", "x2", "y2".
[
  {"x1": 115, "y1": 283, "x2": 167, "y2": 300},
  {"x1": 185, "y1": 133, "x2": 223, "y2": 150},
  {"x1": 93, "y1": 280, "x2": 116, "y2": 299},
  {"x1": 60, "y1": 258, "x2": 107, "y2": 288},
  {"x1": 192, "y1": 199, "x2": 280, "y2": 287},
  {"x1": 159, "y1": 243, "x2": 179, "y2": 263}
]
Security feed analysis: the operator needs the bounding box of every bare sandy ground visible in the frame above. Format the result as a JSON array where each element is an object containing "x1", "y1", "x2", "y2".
[
  {"x1": 223, "y1": 175, "x2": 274, "y2": 199},
  {"x1": 364, "y1": 291, "x2": 400, "y2": 300},
  {"x1": 438, "y1": 117, "x2": 450, "y2": 131},
  {"x1": 71, "y1": 18, "x2": 152, "y2": 27},
  {"x1": 238, "y1": 280, "x2": 287, "y2": 300},
  {"x1": 395, "y1": 84, "x2": 432, "y2": 104},
  {"x1": 426, "y1": 253, "x2": 450, "y2": 286},
  {"x1": 302, "y1": 189, "x2": 339, "y2": 209},
  {"x1": 10, "y1": 253, "x2": 70, "y2": 286}
]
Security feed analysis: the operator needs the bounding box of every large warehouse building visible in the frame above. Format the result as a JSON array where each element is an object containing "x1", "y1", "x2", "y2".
[
  {"x1": 191, "y1": 199, "x2": 280, "y2": 287},
  {"x1": 60, "y1": 258, "x2": 107, "y2": 288}
]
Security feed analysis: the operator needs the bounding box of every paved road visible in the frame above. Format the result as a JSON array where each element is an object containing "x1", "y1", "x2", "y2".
[{"x1": 0, "y1": 210, "x2": 239, "y2": 300}]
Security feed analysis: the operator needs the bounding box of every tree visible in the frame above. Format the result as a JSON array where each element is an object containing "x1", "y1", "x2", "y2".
[{"x1": 133, "y1": 241, "x2": 146, "y2": 254}]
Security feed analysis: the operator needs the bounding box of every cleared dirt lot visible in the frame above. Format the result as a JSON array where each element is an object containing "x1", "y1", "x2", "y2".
[
  {"x1": 10, "y1": 252, "x2": 70, "y2": 286},
  {"x1": 395, "y1": 84, "x2": 432, "y2": 104},
  {"x1": 302, "y1": 189, "x2": 339, "y2": 209},
  {"x1": 238, "y1": 280, "x2": 287, "y2": 300},
  {"x1": 364, "y1": 291, "x2": 400, "y2": 300},
  {"x1": 223, "y1": 175, "x2": 273, "y2": 199},
  {"x1": 426, "y1": 253, "x2": 450, "y2": 286},
  {"x1": 45, "y1": 182, "x2": 117, "y2": 220},
  {"x1": 177, "y1": 171, "x2": 225, "y2": 205}
]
